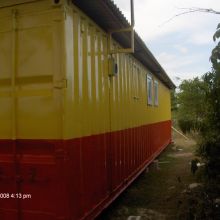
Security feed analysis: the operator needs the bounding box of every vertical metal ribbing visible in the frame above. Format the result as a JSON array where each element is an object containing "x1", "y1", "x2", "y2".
[
  {"x1": 11, "y1": 9, "x2": 18, "y2": 173},
  {"x1": 12, "y1": 8, "x2": 22, "y2": 220},
  {"x1": 11, "y1": 9, "x2": 17, "y2": 142}
]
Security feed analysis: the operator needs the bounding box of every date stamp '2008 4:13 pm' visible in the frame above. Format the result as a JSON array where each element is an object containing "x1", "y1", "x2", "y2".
[{"x1": 0, "y1": 193, "x2": 32, "y2": 200}]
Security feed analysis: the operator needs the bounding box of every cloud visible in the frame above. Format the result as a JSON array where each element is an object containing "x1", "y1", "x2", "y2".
[
  {"x1": 174, "y1": 45, "x2": 188, "y2": 54},
  {"x1": 114, "y1": 0, "x2": 220, "y2": 48},
  {"x1": 188, "y1": 31, "x2": 216, "y2": 45},
  {"x1": 156, "y1": 50, "x2": 212, "y2": 85},
  {"x1": 157, "y1": 51, "x2": 196, "y2": 74},
  {"x1": 114, "y1": 0, "x2": 220, "y2": 82}
]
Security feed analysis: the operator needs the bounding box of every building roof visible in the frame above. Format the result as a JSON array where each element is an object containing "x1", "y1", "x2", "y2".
[{"x1": 72, "y1": 0, "x2": 176, "y2": 89}]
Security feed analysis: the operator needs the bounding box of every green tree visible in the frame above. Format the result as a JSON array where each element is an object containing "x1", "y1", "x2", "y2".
[
  {"x1": 171, "y1": 90, "x2": 178, "y2": 111},
  {"x1": 177, "y1": 77, "x2": 207, "y2": 133},
  {"x1": 198, "y1": 23, "x2": 220, "y2": 178},
  {"x1": 171, "y1": 89, "x2": 178, "y2": 127},
  {"x1": 211, "y1": 23, "x2": 220, "y2": 70},
  {"x1": 176, "y1": 24, "x2": 220, "y2": 218}
]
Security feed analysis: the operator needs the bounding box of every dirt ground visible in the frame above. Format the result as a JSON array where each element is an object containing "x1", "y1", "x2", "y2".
[{"x1": 97, "y1": 131, "x2": 198, "y2": 220}]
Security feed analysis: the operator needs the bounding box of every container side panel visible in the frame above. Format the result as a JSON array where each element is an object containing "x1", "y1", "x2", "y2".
[
  {"x1": 62, "y1": 7, "x2": 111, "y2": 218},
  {"x1": 0, "y1": 2, "x2": 67, "y2": 220},
  {"x1": 16, "y1": 11, "x2": 63, "y2": 139},
  {"x1": 0, "y1": 17, "x2": 12, "y2": 139},
  {"x1": 76, "y1": 120, "x2": 171, "y2": 219},
  {"x1": 1, "y1": 2, "x2": 172, "y2": 220},
  {"x1": 0, "y1": 12, "x2": 18, "y2": 220},
  {"x1": 0, "y1": 142, "x2": 17, "y2": 219},
  {"x1": 17, "y1": 140, "x2": 68, "y2": 220}
]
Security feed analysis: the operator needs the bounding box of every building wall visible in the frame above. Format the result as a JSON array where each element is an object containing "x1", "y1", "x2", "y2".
[
  {"x1": 0, "y1": 1, "x2": 172, "y2": 220},
  {"x1": 62, "y1": 3, "x2": 172, "y2": 219},
  {"x1": 0, "y1": 0, "x2": 171, "y2": 140},
  {"x1": 63, "y1": 3, "x2": 171, "y2": 140}
]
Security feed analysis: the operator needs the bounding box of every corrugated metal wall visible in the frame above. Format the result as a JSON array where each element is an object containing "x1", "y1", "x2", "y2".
[
  {"x1": 63, "y1": 3, "x2": 172, "y2": 219},
  {"x1": 0, "y1": 1, "x2": 172, "y2": 220},
  {"x1": 64, "y1": 4, "x2": 171, "y2": 139}
]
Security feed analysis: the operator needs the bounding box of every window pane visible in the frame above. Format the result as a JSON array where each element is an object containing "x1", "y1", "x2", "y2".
[
  {"x1": 147, "y1": 75, "x2": 152, "y2": 105},
  {"x1": 154, "y1": 80, "x2": 159, "y2": 106}
]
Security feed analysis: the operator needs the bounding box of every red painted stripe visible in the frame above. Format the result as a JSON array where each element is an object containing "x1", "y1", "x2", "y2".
[{"x1": 0, "y1": 120, "x2": 171, "y2": 220}]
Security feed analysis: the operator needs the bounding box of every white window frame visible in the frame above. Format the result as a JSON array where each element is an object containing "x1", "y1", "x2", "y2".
[
  {"x1": 147, "y1": 74, "x2": 153, "y2": 105},
  {"x1": 154, "y1": 80, "x2": 159, "y2": 106}
]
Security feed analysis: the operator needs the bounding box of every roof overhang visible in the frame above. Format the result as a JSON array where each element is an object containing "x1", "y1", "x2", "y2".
[{"x1": 72, "y1": 0, "x2": 176, "y2": 89}]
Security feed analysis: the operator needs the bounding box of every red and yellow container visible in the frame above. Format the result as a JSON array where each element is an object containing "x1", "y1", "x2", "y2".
[{"x1": 0, "y1": 0, "x2": 174, "y2": 219}]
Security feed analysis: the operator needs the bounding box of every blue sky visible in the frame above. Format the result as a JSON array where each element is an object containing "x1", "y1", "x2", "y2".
[{"x1": 114, "y1": 0, "x2": 220, "y2": 85}]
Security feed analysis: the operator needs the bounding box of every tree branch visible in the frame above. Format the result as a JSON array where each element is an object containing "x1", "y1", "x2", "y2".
[{"x1": 159, "y1": 7, "x2": 220, "y2": 27}]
